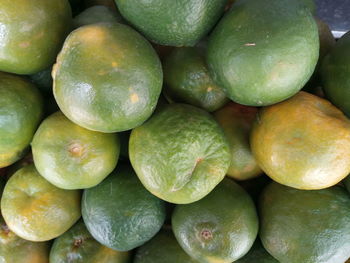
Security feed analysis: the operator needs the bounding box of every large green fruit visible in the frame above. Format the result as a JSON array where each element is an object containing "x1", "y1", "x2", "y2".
[
  {"x1": 251, "y1": 92, "x2": 350, "y2": 190},
  {"x1": 235, "y1": 239, "x2": 278, "y2": 263},
  {"x1": 32, "y1": 111, "x2": 120, "y2": 190},
  {"x1": 1, "y1": 165, "x2": 81, "y2": 242},
  {"x1": 129, "y1": 103, "x2": 231, "y2": 204},
  {"x1": 53, "y1": 22, "x2": 162, "y2": 133},
  {"x1": 321, "y1": 32, "x2": 350, "y2": 117},
  {"x1": 82, "y1": 165, "x2": 166, "y2": 251},
  {"x1": 50, "y1": 220, "x2": 130, "y2": 263},
  {"x1": 214, "y1": 102, "x2": 261, "y2": 180},
  {"x1": 134, "y1": 229, "x2": 199, "y2": 263},
  {"x1": 207, "y1": 0, "x2": 319, "y2": 106},
  {"x1": 0, "y1": 214, "x2": 50, "y2": 263},
  {"x1": 172, "y1": 178, "x2": 258, "y2": 263},
  {"x1": 260, "y1": 182, "x2": 350, "y2": 263},
  {"x1": 0, "y1": 0, "x2": 72, "y2": 74},
  {"x1": 0, "y1": 72, "x2": 43, "y2": 168},
  {"x1": 163, "y1": 47, "x2": 228, "y2": 112},
  {"x1": 73, "y1": 5, "x2": 123, "y2": 29},
  {"x1": 114, "y1": 0, "x2": 227, "y2": 46}
]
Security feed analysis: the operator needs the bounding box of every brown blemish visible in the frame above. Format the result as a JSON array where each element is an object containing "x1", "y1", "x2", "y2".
[
  {"x1": 73, "y1": 238, "x2": 83, "y2": 248},
  {"x1": 201, "y1": 229, "x2": 213, "y2": 240},
  {"x1": 69, "y1": 143, "x2": 84, "y2": 157},
  {"x1": 207, "y1": 87, "x2": 213, "y2": 92}
]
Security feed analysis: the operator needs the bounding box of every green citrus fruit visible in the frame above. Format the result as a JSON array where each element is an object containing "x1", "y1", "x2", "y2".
[
  {"x1": 53, "y1": 22, "x2": 163, "y2": 132},
  {"x1": 0, "y1": 0, "x2": 72, "y2": 74},
  {"x1": 251, "y1": 91, "x2": 350, "y2": 190},
  {"x1": 50, "y1": 220, "x2": 130, "y2": 263},
  {"x1": 0, "y1": 72, "x2": 43, "y2": 168},
  {"x1": 207, "y1": 0, "x2": 319, "y2": 106},
  {"x1": 172, "y1": 178, "x2": 258, "y2": 263},
  {"x1": 260, "y1": 182, "x2": 350, "y2": 263},
  {"x1": 214, "y1": 102, "x2": 262, "y2": 180},
  {"x1": 32, "y1": 111, "x2": 120, "y2": 189},
  {"x1": 82, "y1": 165, "x2": 166, "y2": 251},
  {"x1": 235, "y1": 239, "x2": 278, "y2": 263},
  {"x1": 129, "y1": 103, "x2": 231, "y2": 204},
  {"x1": 1, "y1": 165, "x2": 81, "y2": 241},
  {"x1": 163, "y1": 47, "x2": 228, "y2": 112}
]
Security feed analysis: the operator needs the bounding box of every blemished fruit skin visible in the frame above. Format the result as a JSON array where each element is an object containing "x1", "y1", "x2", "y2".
[
  {"x1": 260, "y1": 182, "x2": 350, "y2": 263},
  {"x1": 235, "y1": 239, "x2": 278, "y2": 263},
  {"x1": 172, "y1": 178, "x2": 258, "y2": 263},
  {"x1": 134, "y1": 229, "x2": 199, "y2": 263},
  {"x1": 82, "y1": 165, "x2": 166, "y2": 251},
  {"x1": 114, "y1": 0, "x2": 227, "y2": 46},
  {"x1": 207, "y1": 0, "x2": 319, "y2": 106},
  {"x1": 1, "y1": 165, "x2": 81, "y2": 242},
  {"x1": 163, "y1": 47, "x2": 228, "y2": 112},
  {"x1": 32, "y1": 111, "x2": 120, "y2": 190},
  {"x1": 214, "y1": 102, "x2": 262, "y2": 180},
  {"x1": 129, "y1": 103, "x2": 231, "y2": 204},
  {"x1": 0, "y1": 72, "x2": 43, "y2": 168},
  {"x1": 0, "y1": 0, "x2": 72, "y2": 75},
  {"x1": 321, "y1": 32, "x2": 350, "y2": 117},
  {"x1": 73, "y1": 5, "x2": 123, "y2": 29},
  {"x1": 0, "y1": 215, "x2": 50, "y2": 263},
  {"x1": 251, "y1": 91, "x2": 350, "y2": 190},
  {"x1": 53, "y1": 22, "x2": 163, "y2": 133},
  {"x1": 50, "y1": 220, "x2": 130, "y2": 263}
]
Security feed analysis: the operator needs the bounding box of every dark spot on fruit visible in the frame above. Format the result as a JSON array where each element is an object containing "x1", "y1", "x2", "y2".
[
  {"x1": 73, "y1": 238, "x2": 83, "y2": 248},
  {"x1": 201, "y1": 229, "x2": 213, "y2": 240}
]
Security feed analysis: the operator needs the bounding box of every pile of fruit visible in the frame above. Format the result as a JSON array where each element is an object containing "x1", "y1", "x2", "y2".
[{"x1": 1, "y1": 0, "x2": 350, "y2": 262}]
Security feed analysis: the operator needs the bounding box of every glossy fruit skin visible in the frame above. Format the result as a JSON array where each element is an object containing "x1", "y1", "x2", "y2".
[
  {"x1": 172, "y1": 178, "x2": 258, "y2": 263},
  {"x1": 73, "y1": 5, "x2": 123, "y2": 29},
  {"x1": 134, "y1": 229, "x2": 199, "y2": 263},
  {"x1": 235, "y1": 239, "x2": 278, "y2": 263},
  {"x1": 321, "y1": 32, "x2": 350, "y2": 117},
  {"x1": 214, "y1": 102, "x2": 261, "y2": 180},
  {"x1": 163, "y1": 47, "x2": 228, "y2": 112},
  {"x1": 129, "y1": 103, "x2": 231, "y2": 204},
  {"x1": 53, "y1": 23, "x2": 163, "y2": 133},
  {"x1": 0, "y1": 0, "x2": 72, "y2": 75},
  {"x1": 0, "y1": 72, "x2": 43, "y2": 168},
  {"x1": 260, "y1": 182, "x2": 350, "y2": 263},
  {"x1": 32, "y1": 111, "x2": 120, "y2": 190},
  {"x1": 0, "y1": 214, "x2": 50, "y2": 263},
  {"x1": 1, "y1": 165, "x2": 81, "y2": 242},
  {"x1": 50, "y1": 220, "x2": 130, "y2": 263},
  {"x1": 207, "y1": 0, "x2": 319, "y2": 106},
  {"x1": 114, "y1": 0, "x2": 227, "y2": 46},
  {"x1": 82, "y1": 165, "x2": 166, "y2": 251},
  {"x1": 251, "y1": 91, "x2": 350, "y2": 190}
]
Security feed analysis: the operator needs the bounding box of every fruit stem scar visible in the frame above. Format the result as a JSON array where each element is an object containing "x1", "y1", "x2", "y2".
[
  {"x1": 201, "y1": 229, "x2": 213, "y2": 240},
  {"x1": 69, "y1": 143, "x2": 84, "y2": 157},
  {"x1": 73, "y1": 238, "x2": 83, "y2": 247}
]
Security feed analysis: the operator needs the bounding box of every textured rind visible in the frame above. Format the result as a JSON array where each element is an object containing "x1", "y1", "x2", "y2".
[
  {"x1": 321, "y1": 32, "x2": 350, "y2": 117},
  {"x1": 260, "y1": 182, "x2": 350, "y2": 263},
  {"x1": 0, "y1": 0, "x2": 72, "y2": 74},
  {"x1": 163, "y1": 47, "x2": 228, "y2": 112},
  {"x1": 53, "y1": 23, "x2": 163, "y2": 133},
  {"x1": 50, "y1": 220, "x2": 130, "y2": 263},
  {"x1": 0, "y1": 215, "x2": 50, "y2": 263},
  {"x1": 0, "y1": 72, "x2": 43, "y2": 168},
  {"x1": 32, "y1": 111, "x2": 120, "y2": 190},
  {"x1": 251, "y1": 91, "x2": 350, "y2": 190},
  {"x1": 207, "y1": 0, "x2": 319, "y2": 106},
  {"x1": 1, "y1": 165, "x2": 81, "y2": 242},
  {"x1": 129, "y1": 103, "x2": 231, "y2": 204},
  {"x1": 172, "y1": 178, "x2": 258, "y2": 263},
  {"x1": 81, "y1": 165, "x2": 166, "y2": 251},
  {"x1": 115, "y1": 0, "x2": 227, "y2": 46},
  {"x1": 134, "y1": 229, "x2": 199, "y2": 263},
  {"x1": 214, "y1": 102, "x2": 262, "y2": 180}
]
